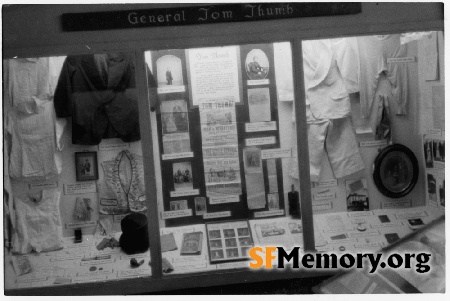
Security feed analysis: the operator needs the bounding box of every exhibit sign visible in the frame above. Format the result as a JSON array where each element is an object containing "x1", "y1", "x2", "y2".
[{"x1": 62, "y1": 3, "x2": 362, "y2": 31}]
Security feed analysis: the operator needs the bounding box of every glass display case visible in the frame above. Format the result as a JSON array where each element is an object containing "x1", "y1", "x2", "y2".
[{"x1": 2, "y1": 3, "x2": 444, "y2": 295}]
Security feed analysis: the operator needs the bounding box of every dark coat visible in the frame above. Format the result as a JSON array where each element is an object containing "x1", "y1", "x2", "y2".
[{"x1": 54, "y1": 53, "x2": 140, "y2": 145}]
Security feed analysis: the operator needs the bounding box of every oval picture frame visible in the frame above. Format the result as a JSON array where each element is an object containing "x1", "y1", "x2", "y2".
[{"x1": 373, "y1": 144, "x2": 419, "y2": 198}]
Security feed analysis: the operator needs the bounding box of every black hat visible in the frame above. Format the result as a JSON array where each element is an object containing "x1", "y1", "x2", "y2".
[{"x1": 119, "y1": 212, "x2": 149, "y2": 255}]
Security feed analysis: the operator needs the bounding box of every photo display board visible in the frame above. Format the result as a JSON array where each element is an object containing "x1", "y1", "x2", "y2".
[{"x1": 151, "y1": 43, "x2": 286, "y2": 227}]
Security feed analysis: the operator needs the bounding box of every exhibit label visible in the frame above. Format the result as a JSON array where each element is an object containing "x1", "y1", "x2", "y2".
[
  {"x1": 261, "y1": 148, "x2": 291, "y2": 159},
  {"x1": 64, "y1": 182, "x2": 97, "y2": 195},
  {"x1": 161, "y1": 209, "x2": 193, "y2": 219},
  {"x1": 62, "y1": 3, "x2": 361, "y2": 31}
]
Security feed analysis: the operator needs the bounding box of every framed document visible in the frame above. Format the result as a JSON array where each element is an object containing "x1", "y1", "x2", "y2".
[
  {"x1": 373, "y1": 144, "x2": 419, "y2": 198},
  {"x1": 206, "y1": 220, "x2": 254, "y2": 264}
]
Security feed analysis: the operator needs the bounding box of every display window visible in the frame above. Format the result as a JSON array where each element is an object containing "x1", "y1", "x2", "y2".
[
  {"x1": 2, "y1": 3, "x2": 444, "y2": 293},
  {"x1": 3, "y1": 52, "x2": 152, "y2": 288},
  {"x1": 145, "y1": 42, "x2": 301, "y2": 273}
]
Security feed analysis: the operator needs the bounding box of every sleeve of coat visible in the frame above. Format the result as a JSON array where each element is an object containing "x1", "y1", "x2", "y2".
[{"x1": 53, "y1": 57, "x2": 75, "y2": 117}]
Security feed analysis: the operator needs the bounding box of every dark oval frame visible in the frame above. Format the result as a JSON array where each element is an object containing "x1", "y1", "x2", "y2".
[{"x1": 373, "y1": 144, "x2": 419, "y2": 198}]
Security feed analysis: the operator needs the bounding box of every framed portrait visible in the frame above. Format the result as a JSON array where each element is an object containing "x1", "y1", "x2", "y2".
[
  {"x1": 206, "y1": 220, "x2": 254, "y2": 264},
  {"x1": 75, "y1": 152, "x2": 99, "y2": 181},
  {"x1": 373, "y1": 144, "x2": 419, "y2": 198}
]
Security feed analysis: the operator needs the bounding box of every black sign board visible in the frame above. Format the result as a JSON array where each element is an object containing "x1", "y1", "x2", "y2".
[{"x1": 62, "y1": 3, "x2": 361, "y2": 32}]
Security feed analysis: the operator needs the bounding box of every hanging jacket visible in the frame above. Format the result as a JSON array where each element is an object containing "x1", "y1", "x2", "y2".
[{"x1": 54, "y1": 53, "x2": 140, "y2": 145}]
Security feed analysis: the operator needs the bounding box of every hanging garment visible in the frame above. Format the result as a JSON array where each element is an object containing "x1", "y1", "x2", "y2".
[
  {"x1": 302, "y1": 37, "x2": 359, "y2": 121},
  {"x1": 7, "y1": 101, "x2": 59, "y2": 180},
  {"x1": 375, "y1": 98, "x2": 391, "y2": 141},
  {"x1": 4, "y1": 58, "x2": 57, "y2": 180},
  {"x1": 291, "y1": 112, "x2": 364, "y2": 182},
  {"x1": 98, "y1": 150, "x2": 147, "y2": 215},
  {"x1": 6, "y1": 58, "x2": 53, "y2": 114},
  {"x1": 357, "y1": 35, "x2": 408, "y2": 117},
  {"x1": 54, "y1": 53, "x2": 140, "y2": 145},
  {"x1": 4, "y1": 57, "x2": 66, "y2": 180},
  {"x1": 374, "y1": 74, "x2": 392, "y2": 141},
  {"x1": 12, "y1": 189, "x2": 64, "y2": 254},
  {"x1": 291, "y1": 38, "x2": 364, "y2": 181}
]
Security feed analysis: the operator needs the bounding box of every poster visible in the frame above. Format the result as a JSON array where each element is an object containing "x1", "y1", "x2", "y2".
[
  {"x1": 199, "y1": 97, "x2": 242, "y2": 198},
  {"x1": 199, "y1": 98, "x2": 238, "y2": 146},
  {"x1": 161, "y1": 99, "x2": 191, "y2": 154},
  {"x1": 188, "y1": 46, "x2": 241, "y2": 106},
  {"x1": 247, "y1": 88, "x2": 271, "y2": 123}
]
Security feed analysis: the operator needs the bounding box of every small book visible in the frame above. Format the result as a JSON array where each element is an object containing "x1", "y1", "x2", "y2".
[
  {"x1": 180, "y1": 232, "x2": 203, "y2": 255},
  {"x1": 160, "y1": 233, "x2": 178, "y2": 253}
]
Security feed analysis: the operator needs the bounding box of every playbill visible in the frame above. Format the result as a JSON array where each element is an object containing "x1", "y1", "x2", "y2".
[
  {"x1": 199, "y1": 97, "x2": 238, "y2": 147},
  {"x1": 200, "y1": 97, "x2": 242, "y2": 198}
]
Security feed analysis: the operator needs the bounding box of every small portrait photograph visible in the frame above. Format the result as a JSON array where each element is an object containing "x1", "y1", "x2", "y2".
[
  {"x1": 427, "y1": 173, "x2": 437, "y2": 203},
  {"x1": 210, "y1": 249, "x2": 224, "y2": 260},
  {"x1": 237, "y1": 227, "x2": 250, "y2": 237},
  {"x1": 194, "y1": 197, "x2": 207, "y2": 216},
  {"x1": 423, "y1": 139, "x2": 434, "y2": 168},
  {"x1": 433, "y1": 140, "x2": 445, "y2": 162},
  {"x1": 173, "y1": 162, "x2": 193, "y2": 191},
  {"x1": 226, "y1": 248, "x2": 239, "y2": 258},
  {"x1": 438, "y1": 178, "x2": 445, "y2": 208},
  {"x1": 170, "y1": 199, "x2": 188, "y2": 211},
  {"x1": 161, "y1": 100, "x2": 189, "y2": 135},
  {"x1": 288, "y1": 222, "x2": 303, "y2": 234},
  {"x1": 75, "y1": 152, "x2": 98, "y2": 181},
  {"x1": 225, "y1": 238, "x2": 237, "y2": 248},
  {"x1": 156, "y1": 55, "x2": 183, "y2": 87},
  {"x1": 243, "y1": 147, "x2": 262, "y2": 173},
  {"x1": 223, "y1": 229, "x2": 236, "y2": 238},
  {"x1": 267, "y1": 193, "x2": 280, "y2": 210},
  {"x1": 238, "y1": 237, "x2": 252, "y2": 247},
  {"x1": 209, "y1": 230, "x2": 221, "y2": 239},
  {"x1": 209, "y1": 239, "x2": 223, "y2": 249},
  {"x1": 245, "y1": 49, "x2": 269, "y2": 80}
]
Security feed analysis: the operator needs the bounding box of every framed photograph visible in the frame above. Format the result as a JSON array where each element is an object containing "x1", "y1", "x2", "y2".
[
  {"x1": 206, "y1": 220, "x2": 254, "y2": 264},
  {"x1": 373, "y1": 144, "x2": 419, "y2": 198},
  {"x1": 75, "y1": 152, "x2": 98, "y2": 181}
]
